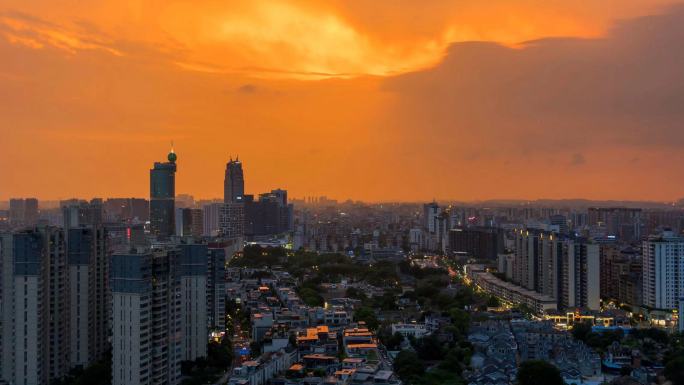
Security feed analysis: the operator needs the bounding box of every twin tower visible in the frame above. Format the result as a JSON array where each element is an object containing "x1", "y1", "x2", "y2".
[{"x1": 149, "y1": 149, "x2": 245, "y2": 238}]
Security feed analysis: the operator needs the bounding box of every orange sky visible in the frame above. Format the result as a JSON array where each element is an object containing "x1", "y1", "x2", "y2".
[{"x1": 1, "y1": 0, "x2": 684, "y2": 202}]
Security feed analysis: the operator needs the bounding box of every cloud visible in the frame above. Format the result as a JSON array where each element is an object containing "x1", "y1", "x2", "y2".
[
  {"x1": 374, "y1": 4, "x2": 684, "y2": 199},
  {"x1": 0, "y1": 11, "x2": 122, "y2": 56},
  {"x1": 570, "y1": 153, "x2": 586, "y2": 166},
  {"x1": 237, "y1": 84, "x2": 257, "y2": 94},
  {"x1": 386, "y1": 4, "x2": 684, "y2": 152}
]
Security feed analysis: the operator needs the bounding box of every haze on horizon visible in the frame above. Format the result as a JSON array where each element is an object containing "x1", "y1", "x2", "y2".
[{"x1": 2, "y1": 0, "x2": 684, "y2": 202}]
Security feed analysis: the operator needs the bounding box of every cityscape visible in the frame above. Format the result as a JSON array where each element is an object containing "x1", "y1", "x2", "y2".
[{"x1": 3, "y1": 2, "x2": 684, "y2": 385}]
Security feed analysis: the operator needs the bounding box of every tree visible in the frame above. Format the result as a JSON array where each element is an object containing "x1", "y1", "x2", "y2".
[
  {"x1": 571, "y1": 322, "x2": 592, "y2": 342},
  {"x1": 517, "y1": 360, "x2": 563, "y2": 385},
  {"x1": 486, "y1": 296, "x2": 501, "y2": 308},
  {"x1": 449, "y1": 308, "x2": 470, "y2": 336},
  {"x1": 393, "y1": 350, "x2": 425, "y2": 382},
  {"x1": 665, "y1": 356, "x2": 684, "y2": 385},
  {"x1": 413, "y1": 335, "x2": 445, "y2": 361},
  {"x1": 354, "y1": 307, "x2": 379, "y2": 330},
  {"x1": 346, "y1": 287, "x2": 368, "y2": 301}
]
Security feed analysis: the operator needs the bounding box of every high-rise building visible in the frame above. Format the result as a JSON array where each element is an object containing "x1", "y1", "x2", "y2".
[
  {"x1": 67, "y1": 227, "x2": 109, "y2": 368},
  {"x1": 62, "y1": 199, "x2": 103, "y2": 229},
  {"x1": 8, "y1": 198, "x2": 39, "y2": 227},
  {"x1": 104, "y1": 198, "x2": 150, "y2": 222},
  {"x1": 203, "y1": 203, "x2": 221, "y2": 237},
  {"x1": 588, "y1": 207, "x2": 642, "y2": 241},
  {"x1": 642, "y1": 230, "x2": 684, "y2": 310},
  {"x1": 111, "y1": 248, "x2": 182, "y2": 385},
  {"x1": 1, "y1": 227, "x2": 70, "y2": 385},
  {"x1": 219, "y1": 203, "x2": 244, "y2": 239},
  {"x1": 175, "y1": 208, "x2": 203, "y2": 238},
  {"x1": 243, "y1": 190, "x2": 293, "y2": 238},
  {"x1": 423, "y1": 202, "x2": 440, "y2": 234},
  {"x1": 560, "y1": 241, "x2": 600, "y2": 310},
  {"x1": 207, "y1": 244, "x2": 227, "y2": 331},
  {"x1": 549, "y1": 214, "x2": 568, "y2": 234},
  {"x1": 178, "y1": 244, "x2": 208, "y2": 361},
  {"x1": 448, "y1": 227, "x2": 504, "y2": 260},
  {"x1": 9, "y1": 198, "x2": 24, "y2": 224},
  {"x1": 511, "y1": 229, "x2": 600, "y2": 310},
  {"x1": 224, "y1": 158, "x2": 245, "y2": 204},
  {"x1": 150, "y1": 150, "x2": 177, "y2": 238},
  {"x1": 24, "y1": 198, "x2": 39, "y2": 226}
]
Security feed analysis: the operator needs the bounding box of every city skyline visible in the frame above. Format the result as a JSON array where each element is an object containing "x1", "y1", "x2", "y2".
[{"x1": 2, "y1": 1, "x2": 684, "y2": 201}]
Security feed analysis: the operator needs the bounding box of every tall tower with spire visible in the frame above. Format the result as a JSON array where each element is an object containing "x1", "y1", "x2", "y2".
[
  {"x1": 150, "y1": 146, "x2": 177, "y2": 238},
  {"x1": 224, "y1": 157, "x2": 244, "y2": 204}
]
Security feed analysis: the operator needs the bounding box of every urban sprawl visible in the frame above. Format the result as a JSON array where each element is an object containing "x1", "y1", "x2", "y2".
[{"x1": 3, "y1": 150, "x2": 684, "y2": 385}]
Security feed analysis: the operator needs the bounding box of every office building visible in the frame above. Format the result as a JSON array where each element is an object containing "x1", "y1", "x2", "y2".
[
  {"x1": 67, "y1": 226, "x2": 109, "y2": 368},
  {"x1": 1, "y1": 227, "x2": 70, "y2": 385},
  {"x1": 111, "y1": 248, "x2": 182, "y2": 385},
  {"x1": 178, "y1": 244, "x2": 208, "y2": 361},
  {"x1": 150, "y1": 150, "x2": 177, "y2": 238},
  {"x1": 224, "y1": 158, "x2": 245, "y2": 204},
  {"x1": 642, "y1": 231, "x2": 684, "y2": 310},
  {"x1": 448, "y1": 227, "x2": 504, "y2": 260}
]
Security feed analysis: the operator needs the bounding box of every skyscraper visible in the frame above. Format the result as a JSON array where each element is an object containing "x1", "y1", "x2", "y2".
[
  {"x1": 223, "y1": 158, "x2": 244, "y2": 204},
  {"x1": 150, "y1": 149, "x2": 177, "y2": 238}
]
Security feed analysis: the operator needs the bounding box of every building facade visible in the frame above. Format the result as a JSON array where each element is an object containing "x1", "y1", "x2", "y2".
[
  {"x1": 642, "y1": 231, "x2": 684, "y2": 310},
  {"x1": 178, "y1": 244, "x2": 208, "y2": 361},
  {"x1": 111, "y1": 249, "x2": 182, "y2": 385},
  {"x1": 66, "y1": 226, "x2": 109, "y2": 368},
  {"x1": 1, "y1": 227, "x2": 70, "y2": 385}
]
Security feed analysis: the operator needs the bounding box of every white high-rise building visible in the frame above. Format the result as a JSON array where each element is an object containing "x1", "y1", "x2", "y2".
[
  {"x1": 111, "y1": 249, "x2": 182, "y2": 385},
  {"x1": 643, "y1": 231, "x2": 684, "y2": 310}
]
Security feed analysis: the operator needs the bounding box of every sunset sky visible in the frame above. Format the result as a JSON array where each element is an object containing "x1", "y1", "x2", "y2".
[{"x1": 2, "y1": 0, "x2": 684, "y2": 202}]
